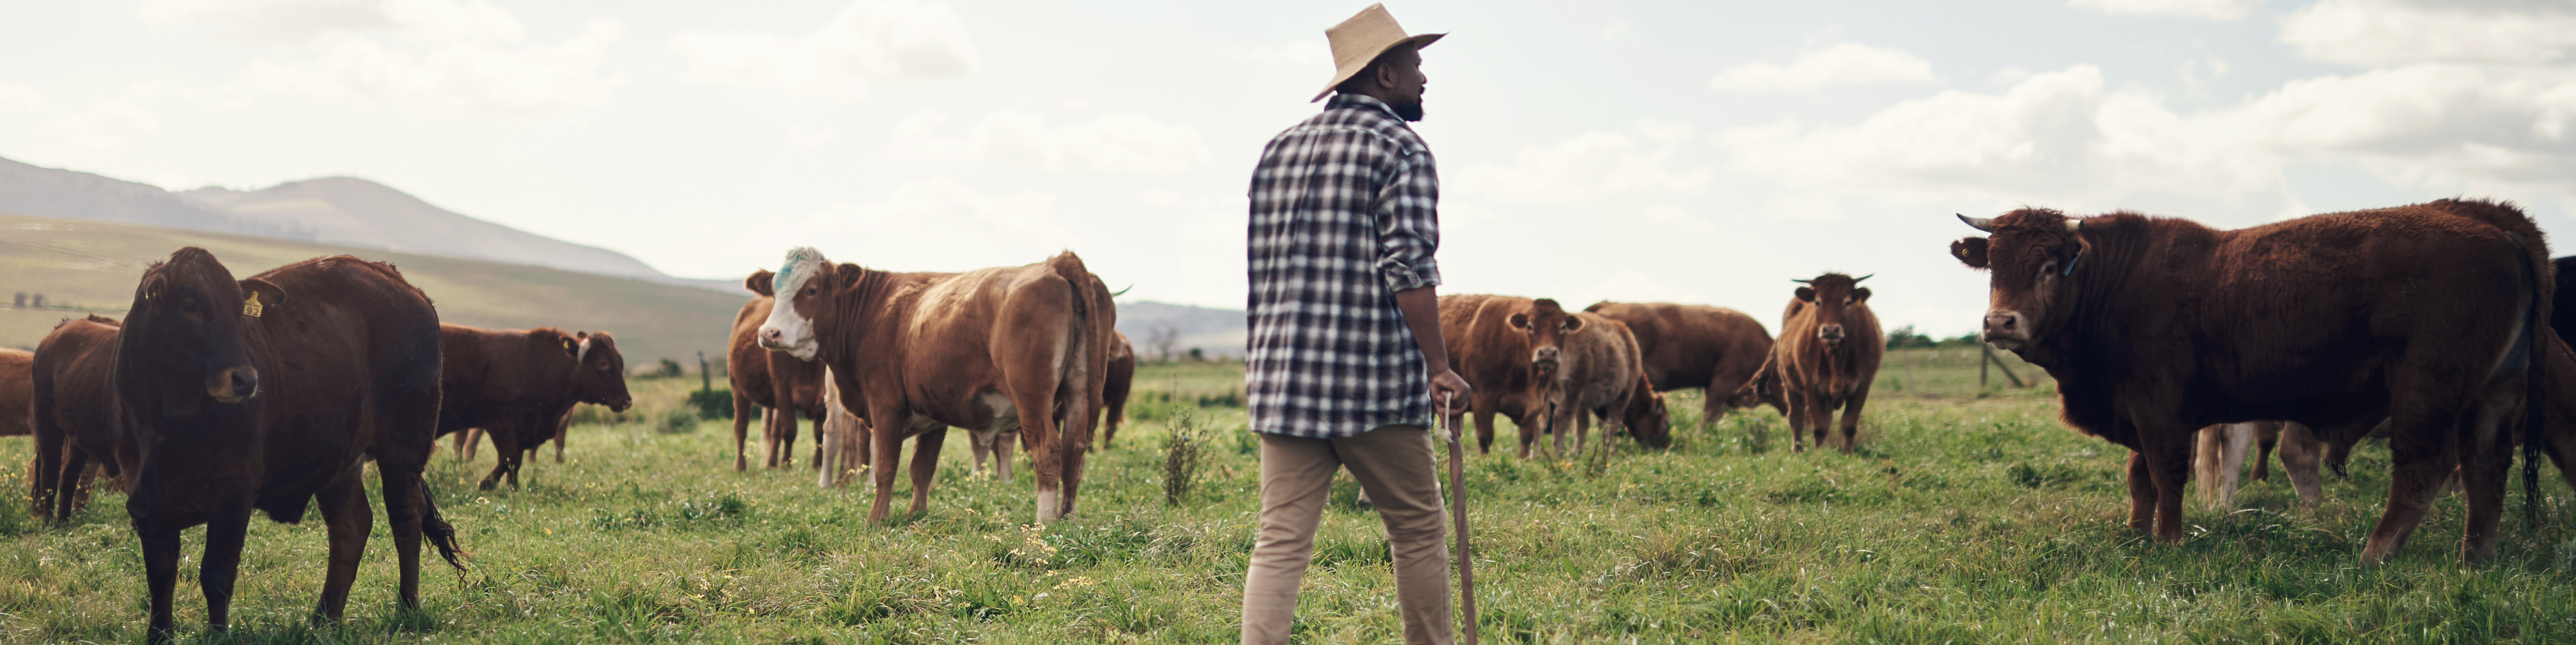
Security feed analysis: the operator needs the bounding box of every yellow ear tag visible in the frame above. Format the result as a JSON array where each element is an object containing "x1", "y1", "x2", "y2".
[{"x1": 242, "y1": 293, "x2": 263, "y2": 318}]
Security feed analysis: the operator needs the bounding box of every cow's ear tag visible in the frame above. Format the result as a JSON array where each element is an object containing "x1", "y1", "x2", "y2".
[
  {"x1": 242, "y1": 293, "x2": 263, "y2": 317},
  {"x1": 563, "y1": 338, "x2": 579, "y2": 355}
]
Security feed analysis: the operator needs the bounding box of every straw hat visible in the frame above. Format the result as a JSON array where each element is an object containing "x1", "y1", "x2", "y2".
[{"x1": 1313, "y1": 4, "x2": 1445, "y2": 102}]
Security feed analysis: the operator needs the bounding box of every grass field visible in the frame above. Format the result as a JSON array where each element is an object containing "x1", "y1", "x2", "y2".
[{"x1": 0, "y1": 349, "x2": 2571, "y2": 643}]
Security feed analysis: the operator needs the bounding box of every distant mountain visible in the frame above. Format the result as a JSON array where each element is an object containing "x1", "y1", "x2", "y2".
[
  {"x1": 0, "y1": 155, "x2": 733, "y2": 291},
  {"x1": 177, "y1": 177, "x2": 669, "y2": 280},
  {"x1": 0, "y1": 213, "x2": 742, "y2": 364},
  {"x1": 1117, "y1": 300, "x2": 1246, "y2": 359}
]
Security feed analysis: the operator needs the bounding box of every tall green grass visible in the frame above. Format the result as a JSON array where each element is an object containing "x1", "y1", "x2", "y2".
[{"x1": 0, "y1": 361, "x2": 2567, "y2": 643}]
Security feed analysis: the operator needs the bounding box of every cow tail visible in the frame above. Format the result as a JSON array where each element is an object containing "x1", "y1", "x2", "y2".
[
  {"x1": 2514, "y1": 233, "x2": 2548, "y2": 529},
  {"x1": 1048, "y1": 252, "x2": 1101, "y2": 446},
  {"x1": 422, "y1": 486, "x2": 468, "y2": 572}
]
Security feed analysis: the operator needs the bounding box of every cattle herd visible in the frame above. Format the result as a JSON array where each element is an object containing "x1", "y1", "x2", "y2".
[{"x1": 4, "y1": 197, "x2": 2576, "y2": 639}]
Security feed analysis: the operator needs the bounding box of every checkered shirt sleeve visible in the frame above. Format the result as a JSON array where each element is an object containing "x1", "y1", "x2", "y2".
[{"x1": 1243, "y1": 94, "x2": 1442, "y2": 439}]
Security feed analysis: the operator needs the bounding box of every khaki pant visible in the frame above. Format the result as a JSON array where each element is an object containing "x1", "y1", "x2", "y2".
[{"x1": 1241, "y1": 424, "x2": 1453, "y2": 645}]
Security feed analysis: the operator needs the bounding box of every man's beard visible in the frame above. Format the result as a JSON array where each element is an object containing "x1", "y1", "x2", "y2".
[{"x1": 1390, "y1": 98, "x2": 1424, "y2": 122}]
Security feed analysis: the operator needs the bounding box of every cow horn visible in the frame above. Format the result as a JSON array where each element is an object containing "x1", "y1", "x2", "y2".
[
  {"x1": 2064, "y1": 218, "x2": 2083, "y2": 232},
  {"x1": 1853, "y1": 274, "x2": 1873, "y2": 283},
  {"x1": 1957, "y1": 213, "x2": 1996, "y2": 232},
  {"x1": 1790, "y1": 279, "x2": 1812, "y2": 284}
]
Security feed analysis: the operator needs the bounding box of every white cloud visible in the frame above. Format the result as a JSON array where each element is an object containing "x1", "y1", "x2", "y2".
[
  {"x1": 669, "y1": 0, "x2": 977, "y2": 101},
  {"x1": 1720, "y1": 62, "x2": 2576, "y2": 218},
  {"x1": 2281, "y1": 0, "x2": 2576, "y2": 66},
  {"x1": 141, "y1": 0, "x2": 524, "y2": 44},
  {"x1": 786, "y1": 125, "x2": 840, "y2": 149},
  {"x1": 1457, "y1": 121, "x2": 1714, "y2": 204},
  {"x1": 887, "y1": 110, "x2": 1209, "y2": 174},
  {"x1": 42, "y1": 99, "x2": 162, "y2": 151},
  {"x1": 0, "y1": 84, "x2": 40, "y2": 111},
  {"x1": 1709, "y1": 43, "x2": 1938, "y2": 92},
  {"x1": 737, "y1": 178, "x2": 1077, "y2": 273},
  {"x1": 1718, "y1": 66, "x2": 2288, "y2": 214},
  {"x1": 2068, "y1": 0, "x2": 2264, "y2": 21},
  {"x1": 248, "y1": 18, "x2": 625, "y2": 114}
]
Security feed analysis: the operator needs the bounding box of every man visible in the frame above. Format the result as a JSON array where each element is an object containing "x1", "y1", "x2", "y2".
[{"x1": 1240, "y1": 4, "x2": 1469, "y2": 645}]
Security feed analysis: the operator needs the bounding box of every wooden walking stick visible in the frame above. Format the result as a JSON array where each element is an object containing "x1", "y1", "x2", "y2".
[{"x1": 1445, "y1": 392, "x2": 1478, "y2": 644}]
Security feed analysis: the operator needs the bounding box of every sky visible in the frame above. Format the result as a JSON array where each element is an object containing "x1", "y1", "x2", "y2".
[{"x1": 3, "y1": 0, "x2": 2573, "y2": 337}]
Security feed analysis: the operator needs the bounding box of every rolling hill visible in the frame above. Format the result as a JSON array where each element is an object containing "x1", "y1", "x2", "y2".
[
  {"x1": 0, "y1": 214, "x2": 747, "y2": 365},
  {"x1": 0, "y1": 155, "x2": 730, "y2": 290}
]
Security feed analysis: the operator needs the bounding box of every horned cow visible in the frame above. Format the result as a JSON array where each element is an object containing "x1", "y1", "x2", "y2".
[{"x1": 1951, "y1": 199, "x2": 2548, "y2": 562}]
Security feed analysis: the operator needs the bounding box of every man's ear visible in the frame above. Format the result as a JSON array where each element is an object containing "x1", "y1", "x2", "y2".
[
  {"x1": 1951, "y1": 237, "x2": 1990, "y2": 269},
  {"x1": 238, "y1": 279, "x2": 288, "y2": 311},
  {"x1": 1508, "y1": 313, "x2": 1530, "y2": 329},
  {"x1": 746, "y1": 270, "x2": 776, "y2": 296},
  {"x1": 1795, "y1": 287, "x2": 1817, "y2": 303},
  {"x1": 1853, "y1": 287, "x2": 1872, "y2": 302}
]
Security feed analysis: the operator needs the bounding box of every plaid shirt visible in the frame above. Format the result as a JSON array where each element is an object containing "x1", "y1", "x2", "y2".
[{"x1": 1244, "y1": 94, "x2": 1442, "y2": 438}]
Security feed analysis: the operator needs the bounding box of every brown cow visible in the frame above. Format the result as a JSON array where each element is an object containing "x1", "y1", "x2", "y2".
[
  {"x1": 757, "y1": 247, "x2": 1114, "y2": 523},
  {"x1": 1747, "y1": 273, "x2": 1882, "y2": 453},
  {"x1": 1534, "y1": 312, "x2": 1671, "y2": 454},
  {"x1": 733, "y1": 270, "x2": 830, "y2": 472},
  {"x1": 1951, "y1": 199, "x2": 2548, "y2": 562},
  {"x1": 0, "y1": 348, "x2": 29, "y2": 438},
  {"x1": 29, "y1": 315, "x2": 129, "y2": 522},
  {"x1": 1440, "y1": 295, "x2": 1581, "y2": 455},
  {"x1": 436, "y1": 325, "x2": 634, "y2": 489},
  {"x1": 1583, "y1": 302, "x2": 1783, "y2": 425},
  {"x1": 113, "y1": 248, "x2": 462, "y2": 642},
  {"x1": 1096, "y1": 331, "x2": 1138, "y2": 449}
]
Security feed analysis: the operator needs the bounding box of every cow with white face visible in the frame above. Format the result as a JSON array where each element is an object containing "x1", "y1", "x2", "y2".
[{"x1": 757, "y1": 246, "x2": 1115, "y2": 523}]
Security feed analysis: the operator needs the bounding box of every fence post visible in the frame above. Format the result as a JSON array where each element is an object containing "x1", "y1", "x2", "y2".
[
  {"x1": 698, "y1": 350, "x2": 711, "y2": 392},
  {"x1": 1980, "y1": 343, "x2": 1990, "y2": 387}
]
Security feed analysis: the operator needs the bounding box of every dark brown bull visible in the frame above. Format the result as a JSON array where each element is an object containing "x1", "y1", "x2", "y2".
[
  {"x1": 453, "y1": 405, "x2": 579, "y2": 464},
  {"x1": 29, "y1": 315, "x2": 128, "y2": 522},
  {"x1": 1440, "y1": 295, "x2": 1581, "y2": 456},
  {"x1": 1535, "y1": 312, "x2": 1670, "y2": 453},
  {"x1": 0, "y1": 348, "x2": 29, "y2": 438},
  {"x1": 1584, "y1": 302, "x2": 1783, "y2": 424},
  {"x1": 114, "y1": 248, "x2": 463, "y2": 642},
  {"x1": 1746, "y1": 273, "x2": 1882, "y2": 453},
  {"x1": 734, "y1": 270, "x2": 829, "y2": 472},
  {"x1": 1950, "y1": 199, "x2": 2548, "y2": 562},
  {"x1": 436, "y1": 325, "x2": 633, "y2": 489},
  {"x1": 757, "y1": 248, "x2": 1115, "y2": 523}
]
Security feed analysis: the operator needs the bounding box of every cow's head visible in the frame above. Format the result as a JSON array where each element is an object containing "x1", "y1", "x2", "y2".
[
  {"x1": 1622, "y1": 373, "x2": 1672, "y2": 449},
  {"x1": 1791, "y1": 273, "x2": 1872, "y2": 347},
  {"x1": 1952, "y1": 209, "x2": 2083, "y2": 350},
  {"x1": 758, "y1": 247, "x2": 837, "y2": 361},
  {"x1": 118, "y1": 247, "x2": 282, "y2": 416},
  {"x1": 1509, "y1": 298, "x2": 1581, "y2": 373},
  {"x1": 568, "y1": 330, "x2": 633, "y2": 412}
]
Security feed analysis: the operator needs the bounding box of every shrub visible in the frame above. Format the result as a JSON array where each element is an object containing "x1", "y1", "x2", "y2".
[
  {"x1": 686, "y1": 388, "x2": 734, "y2": 419},
  {"x1": 656, "y1": 408, "x2": 699, "y2": 434},
  {"x1": 1164, "y1": 412, "x2": 1205, "y2": 506}
]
